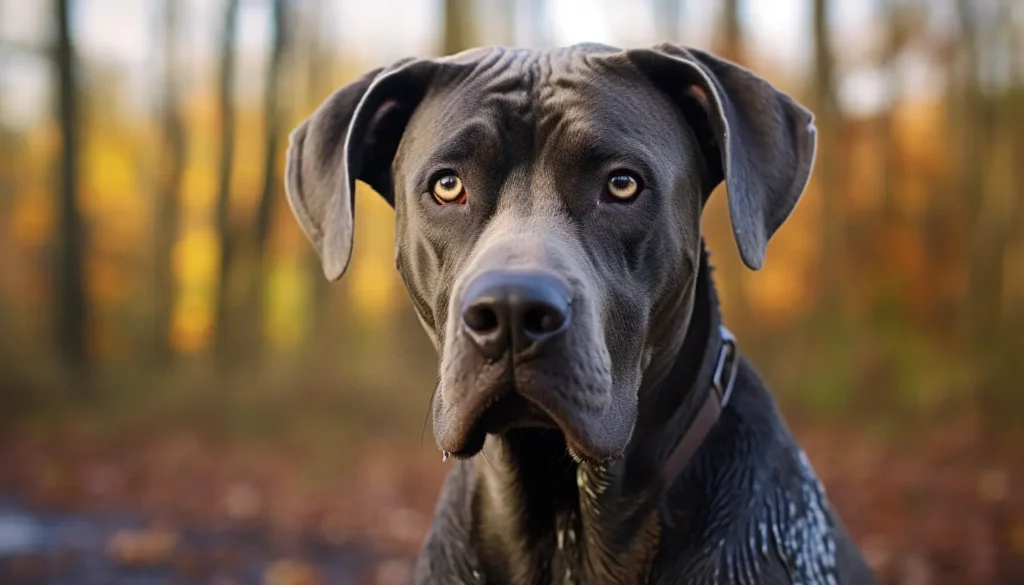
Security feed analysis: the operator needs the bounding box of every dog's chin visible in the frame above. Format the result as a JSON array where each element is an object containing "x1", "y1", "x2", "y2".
[{"x1": 435, "y1": 387, "x2": 634, "y2": 464}]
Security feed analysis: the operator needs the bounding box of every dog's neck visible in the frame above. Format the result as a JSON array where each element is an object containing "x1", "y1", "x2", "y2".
[{"x1": 469, "y1": 247, "x2": 725, "y2": 583}]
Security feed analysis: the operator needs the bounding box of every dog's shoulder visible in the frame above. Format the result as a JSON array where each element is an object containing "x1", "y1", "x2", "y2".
[{"x1": 654, "y1": 358, "x2": 875, "y2": 584}]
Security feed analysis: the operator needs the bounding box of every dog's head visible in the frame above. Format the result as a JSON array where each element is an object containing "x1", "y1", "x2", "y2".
[{"x1": 285, "y1": 44, "x2": 815, "y2": 463}]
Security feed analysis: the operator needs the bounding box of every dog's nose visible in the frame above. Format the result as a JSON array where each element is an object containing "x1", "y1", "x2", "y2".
[{"x1": 460, "y1": 271, "x2": 572, "y2": 359}]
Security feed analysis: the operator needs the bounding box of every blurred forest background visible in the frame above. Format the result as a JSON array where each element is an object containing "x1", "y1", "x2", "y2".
[{"x1": 0, "y1": 0, "x2": 1022, "y2": 584}]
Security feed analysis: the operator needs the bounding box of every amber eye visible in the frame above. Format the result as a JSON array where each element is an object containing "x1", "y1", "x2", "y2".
[
  {"x1": 607, "y1": 172, "x2": 640, "y2": 201},
  {"x1": 432, "y1": 173, "x2": 465, "y2": 204}
]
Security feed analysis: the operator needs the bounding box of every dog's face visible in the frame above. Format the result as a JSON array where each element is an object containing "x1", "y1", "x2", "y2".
[{"x1": 285, "y1": 44, "x2": 815, "y2": 463}]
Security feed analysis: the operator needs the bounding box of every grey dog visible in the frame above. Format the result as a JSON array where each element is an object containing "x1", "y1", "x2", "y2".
[{"x1": 284, "y1": 43, "x2": 878, "y2": 585}]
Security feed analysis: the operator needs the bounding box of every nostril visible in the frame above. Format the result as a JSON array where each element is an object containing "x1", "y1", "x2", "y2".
[
  {"x1": 523, "y1": 303, "x2": 567, "y2": 336},
  {"x1": 463, "y1": 304, "x2": 500, "y2": 333},
  {"x1": 459, "y1": 270, "x2": 572, "y2": 355}
]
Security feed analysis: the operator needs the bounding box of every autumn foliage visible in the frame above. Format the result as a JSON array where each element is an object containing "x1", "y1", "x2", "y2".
[{"x1": 0, "y1": 1, "x2": 1022, "y2": 584}]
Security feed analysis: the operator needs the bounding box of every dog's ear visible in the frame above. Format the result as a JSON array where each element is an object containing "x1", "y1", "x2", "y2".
[
  {"x1": 284, "y1": 58, "x2": 441, "y2": 281},
  {"x1": 627, "y1": 44, "x2": 817, "y2": 270}
]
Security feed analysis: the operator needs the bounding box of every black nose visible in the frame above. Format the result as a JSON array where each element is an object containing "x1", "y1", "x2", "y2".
[{"x1": 460, "y1": 271, "x2": 572, "y2": 359}]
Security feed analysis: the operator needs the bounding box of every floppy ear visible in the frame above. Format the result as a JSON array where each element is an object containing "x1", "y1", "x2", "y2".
[
  {"x1": 627, "y1": 44, "x2": 817, "y2": 270},
  {"x1": 284, "y1": 58, "x2": 441, "y2": 280}
]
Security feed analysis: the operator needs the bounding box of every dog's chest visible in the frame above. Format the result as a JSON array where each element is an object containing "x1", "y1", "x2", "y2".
[
  {"x1": 542, "y1": 509, "x2": 660, "y2": 585},
  {"x1": 538, "y1": 468, "x2": 663, "y2": 585}
]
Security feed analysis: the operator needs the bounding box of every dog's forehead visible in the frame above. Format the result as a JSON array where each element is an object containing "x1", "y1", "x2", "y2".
[{"x1": 404, "y1": 45, "x2": 688, "y2": 166}]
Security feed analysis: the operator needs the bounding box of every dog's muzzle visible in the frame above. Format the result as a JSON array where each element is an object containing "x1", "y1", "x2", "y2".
[{"x1": 434, "y1": 238, "x2": 624, "y2": 462}]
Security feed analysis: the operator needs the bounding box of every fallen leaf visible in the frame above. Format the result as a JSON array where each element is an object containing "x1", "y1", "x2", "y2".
[
  {"x1": 1011, "y1": 522, "x2": 1024, "y2": 556},
  {"x1": 224, "y1": 481, "x2": 263, "y2": 521},
  {"x1": 375, "y1": 558, "x2": 413, "y2": 585},
  {"x1": 106, "y1": 528, "x2": 179, "y2": 566},
  {"x1": 977, "y1": 469, "x2": 1009, "y2": 503},
  {"x1": 899, "y1": 553, "x2": 932, "y2": 585},
  {"x1": 264, "y1": 559, "x2": 321, "y2": 585}
]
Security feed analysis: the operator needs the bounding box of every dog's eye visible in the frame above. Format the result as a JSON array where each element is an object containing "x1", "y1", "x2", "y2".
[
  {"x1": 432, "y1": 173, "x2": 466, "y2": 204},
  {"x1": 606, "y1": 172, "x2": 641, "y2": 201}
]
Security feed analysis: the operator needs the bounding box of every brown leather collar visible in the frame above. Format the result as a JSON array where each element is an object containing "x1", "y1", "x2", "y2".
[{"x1": 661, "y1": 325, "x2": 739, "y2": 482}]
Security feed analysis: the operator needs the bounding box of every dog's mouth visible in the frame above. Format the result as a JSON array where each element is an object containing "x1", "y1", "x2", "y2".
[
  {"x1": 446, "y1": 390, "x2": 560, "y2": 459},
  {"x1": 440, "y1": 380, "x2": 625, "y2": 466}
]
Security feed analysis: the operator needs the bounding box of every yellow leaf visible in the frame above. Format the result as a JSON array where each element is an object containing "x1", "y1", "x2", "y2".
[
  {"x1": 266, "y1": 259, "x2": 309, "y2": 351},
  {"x1": 171, "y1": 290, "x2": 212, "y2": 354},
  {"x1": 8, "y1": 195, "x2": 51, "y2": 246},
  {"x1": 174, "y1": 228, "x2": 219, "y2": 287}
]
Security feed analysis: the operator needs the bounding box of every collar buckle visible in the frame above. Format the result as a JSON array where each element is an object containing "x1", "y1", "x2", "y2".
[{"x1": 711, "y1": 325, "x2": 738, "y2": 408}]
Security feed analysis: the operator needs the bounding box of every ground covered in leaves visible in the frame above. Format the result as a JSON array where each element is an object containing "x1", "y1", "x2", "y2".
[{"x1": 0, "y1": 415, "x2": 1021, "y2": 585}]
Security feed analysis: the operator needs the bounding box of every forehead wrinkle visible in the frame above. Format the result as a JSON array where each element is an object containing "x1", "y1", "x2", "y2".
[
  {"x1": 405, "y1": 59, "x2": 537, "y2": 181},
  {"x1": 533, "y1": 67, "x2": 675, "y2": 168},
  {"x1": 419, "y1": 118, "x2": 499, "y2": 169},
  {"x1": 562, "y1": 127, "x2": 660, "y2": 173}
]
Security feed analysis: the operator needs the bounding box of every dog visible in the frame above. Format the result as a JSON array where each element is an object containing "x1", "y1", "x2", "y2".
[{"x1": 284, "y1": 43, "x2": 878, "y2": 584}]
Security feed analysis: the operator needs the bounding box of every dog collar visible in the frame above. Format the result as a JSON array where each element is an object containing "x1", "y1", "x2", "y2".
[{"x1": 661, "y1": 325, "x2": 739, "y2": 482}]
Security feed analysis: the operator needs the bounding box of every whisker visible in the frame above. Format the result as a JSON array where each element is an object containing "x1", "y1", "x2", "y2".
[
  {"x1": 420, "y1": 376, "x2": 441, "y2": 451},
  {"x1": 481, "y1": 444, "x2": 497, "y2": 471},
  {"x1": 560, "y1": 443, "x2": 576, "y2": 474}
]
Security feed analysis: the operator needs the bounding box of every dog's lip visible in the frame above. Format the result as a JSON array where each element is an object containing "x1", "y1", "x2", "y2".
[
  {"x1": 442, "y1": 382, "x2": 624, "y2": 463},
  {"x1": 445, "y1": 391, "x2": 558, "y2": 458},
  {"x1": 478, "y1": 393, "x2": 559, "y2": 433},
  {"x1": 512, "y1": 388, "x2": 626, "y2": 464}
]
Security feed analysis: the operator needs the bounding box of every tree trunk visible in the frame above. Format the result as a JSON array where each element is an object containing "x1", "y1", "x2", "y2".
[
  {"x1": 251, "y1": 0, "x2": 289, "y2": 352},
  {"x1": 654, "y1": 0, "x2": 681, "y2": 44},
  {"x1": 514, "y1": 0, "x2": 552, "y2": 50},
  {"x1": 213, "y1": 0, "x2": 240, "y2": 362},
  {"x1": 877, "y1": 0, "x2": 902, "y2": 222},
  {"x1": 53, "y1": 0, "x2": 87, "y2": 372},
  {"x1": 1005, "y1": 0, "x2": 1024, "y2": 331},
  {"x1": 443, "y1": 0, "x2": 477, "y2": 55},
  {"x1": 812, "y1": 0, "x2": 844, "y2": 314},
  {"x1": 153, "y1": 0, "x2": 186, "y2": 364},
  {"x1": 300, "y1": 0, "x2": 332, "y2": 348},
  {"x1": 979, "y1": 0, "x2": 1021, "y2": 337},
  {"x1": 496, "y1": 0, "x2": 517, "y2": 46},
  {"x1": 715, "y1": 0, "x2": 744, "y2": 63},
  {"x1": 957, "y1": 0, "x2": 1004, "y2": 343},
  {"x1": 255, "y1": 0, "x2": 287, "y2": 258}
]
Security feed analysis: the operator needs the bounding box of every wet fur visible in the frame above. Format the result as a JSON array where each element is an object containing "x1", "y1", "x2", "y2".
[{"x1": 413, "y1": 255, "x2": 876, "y2": 584}]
